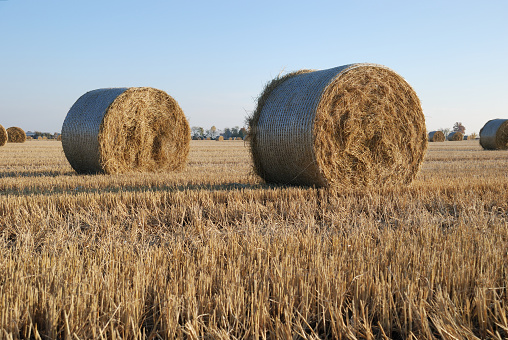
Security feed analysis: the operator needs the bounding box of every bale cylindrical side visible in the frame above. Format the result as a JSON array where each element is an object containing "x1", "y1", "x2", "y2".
[
  {"x1": 428, "y1": 131, "x2": 445, "y2": 142},
  {"x1": 248, "y1": 63, "x2": 427, "y2": 188},
  {"x1": 61, "y1": 87, "x2": 190, "y2": 174},
  {"x1": 480, "y1": 119, "x2": 508, "y2": 150},
  {"x1": 447, "y1": 131, "x2": 463, "y2": 141},
  {"x1": 0, "y1": 124, "x2": 7, "y2": 146},
  {"x1": 6, "y1": 127, "x2": 26, "y2": 143}
]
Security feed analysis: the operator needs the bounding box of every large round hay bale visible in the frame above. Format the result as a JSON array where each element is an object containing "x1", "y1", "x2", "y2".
[
  {"x1": 0, "y1": 124, "x2": 7, "y2": 146},
  {"x1": 480, "y1": 119, "x2": 508, "y2": 150},
  {"x1": 248, "y1": 63, "x2": 427, "y2": 188},
  {"x1": 61, "y1": 87, "x2": 190, "y2": 174},
  {"x1": 447, "y1": 131, "x2": 463, "y2": 141},
  {"x1": 428, "y1": 130, "x2": 445, "y2": 142},
  {"x1": 6, "y1": 127, "x2": 26, "y2": 143}
]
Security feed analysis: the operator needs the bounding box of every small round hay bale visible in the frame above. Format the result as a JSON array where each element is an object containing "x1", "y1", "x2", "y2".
[
  {"x1": 57, "y1": 135, "x2": 62, "y2": 141},
  {"x1": 480, "y1": 119, "x2": 508, "y2": 150},
  {"x1": 0, "y1": 124, "x2": 7, "y2": 146},
  {"x1": 216, "y1": 136, "x2": 224, "y2": 141},
  {"x1": 61, "y1": 87, "x2": 190, "y2": 174},
  {"x1": 248, "y1": 63, "x2": 427, "y2": 188},
  {"x1": 6, "y1": 127, "x2": 26, "y2": 143},
  {"x1": 447, "y1": 131, "x2": 463, "y2": 141},
  {"x1": 428, "y1": 131, "x2": 445, "y2": 142}
]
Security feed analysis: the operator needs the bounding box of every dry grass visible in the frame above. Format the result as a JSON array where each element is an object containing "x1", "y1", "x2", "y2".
[
  {"x1": 0, "y1": 139, "x2": 507, "y2": 339},
  {"x1": 6, "y1": 126, "x2": 26, "y2": 143}
]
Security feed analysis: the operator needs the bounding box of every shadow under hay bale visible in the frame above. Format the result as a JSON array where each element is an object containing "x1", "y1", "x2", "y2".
[
  {"x1": 248, "y1": 63, "x2": 427, "y2": 188},
  {"x1": 61, "y1": 87, "x2": 190, "y2": 174},
  {"x1": 480, "y1": 119, "x2": 508, "y2": 150},
  {"x1": 0, "y1": 124, "x2": 7, "y2": 146},
  {"x1": 6, "y1": 127, "x2": 26, "y2": 143},
  {"x1": 428, "y1": 131, "x2": 445, "y2": 142},
  {"x1": 447, "y1": 131, "x2": 463, "y2": 141}
]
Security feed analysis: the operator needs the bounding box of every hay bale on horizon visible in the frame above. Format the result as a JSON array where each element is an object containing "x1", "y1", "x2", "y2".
[
  {"x1": 247, "y1": 63, "x2": 427, "y2": 188},
  {"x1": 61, "y1": 87, "x2": 190, "y2": 174},
  {"x1": 447, "y1": 131, "x2": 463, "y2": 141},
  {"x1": 480, "y1": 119, "x2": 508, "y2": 150},
  {"x1": 216, "y1": 136, "x2": 224, "y2": 141},
  {"x1": 0, "y1": 124, "x2": 7, "y2": 146},
  {"x1": 6, "y1": 127, "x2": 26, "y2": 143},
  {"x1": 428, "y1": 131, "x2": 445, "y2": 142}
]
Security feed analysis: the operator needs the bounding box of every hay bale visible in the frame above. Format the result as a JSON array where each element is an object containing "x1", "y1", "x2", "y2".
[
  {"x1": 247, "y1": 63, "x2": 427, "y2": 188},
  {"x1": 480, "y1": 119, "x2": 508, "y2": 150},
  {"x1": 57, "y1": 135, "x2": 62, "y2": 141},
  {"x1": 428, "y1": 131, "x2": 445, "y2": 142},
  {"x1": 447, "y1": 131, "x2": 463, "y2": 141},
  {"x1": 6, "y1": 127, "x2": 26, "y2": 143},
  {"x1": 61, "y1": 87, "x2": 190, "y2": 174},
  {"x1": 0, "y1": 124, "x2": 7, "y2": 146},
  {"x1": 216, "y1": 136, "x2": 224, "y2": 141}
]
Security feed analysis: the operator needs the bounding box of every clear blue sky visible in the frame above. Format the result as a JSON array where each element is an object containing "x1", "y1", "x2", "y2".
[{"x1": 1, "y1": 0, "x2": 507, "y2": 134}]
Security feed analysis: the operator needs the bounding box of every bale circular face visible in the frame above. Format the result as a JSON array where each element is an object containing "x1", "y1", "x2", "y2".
[
  {"x1": 61, "y1": 87, "x2": 190, "y2": 174},
  {"x1": 248, "y1": 64, "x2": 427, "y2": 188},
  {"x1": 480, "y1": 119, "x2": 508, "y2": 150},
  {"x1": 0, "y1": 124, "x2": 7, "y2": 146},
  {"x1": 6, "y1": 127, "x2": 26, "y2": 143},
  {"x1": 428, "y1": 131, "x2": 445, "y2": 142}
]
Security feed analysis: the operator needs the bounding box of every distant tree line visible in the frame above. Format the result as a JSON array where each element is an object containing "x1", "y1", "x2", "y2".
[{"x1": 191, "y1": 126, "x2": 248, "y2": 140}]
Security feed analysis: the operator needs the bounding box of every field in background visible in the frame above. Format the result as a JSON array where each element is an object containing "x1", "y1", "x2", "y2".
[{"x1": 0, "y1": 140, "x2": 507, "y2": 339}]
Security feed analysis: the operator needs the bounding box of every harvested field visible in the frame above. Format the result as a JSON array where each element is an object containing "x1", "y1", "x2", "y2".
[{"x1": 0, "y1": 139, "x2": 507, "y2": 339}]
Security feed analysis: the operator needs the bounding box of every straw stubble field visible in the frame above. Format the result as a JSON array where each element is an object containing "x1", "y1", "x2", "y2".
[{"x1": 0, "y1": 140, "x2": 507, "y2": 339}]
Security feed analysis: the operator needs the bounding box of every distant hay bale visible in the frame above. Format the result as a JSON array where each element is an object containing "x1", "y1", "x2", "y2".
[
  {"x1": 447, "y1": 131, "x2": 463, "y2": 141},
  {"x1": 216, "y1": 136, "x2": 224, "y2": 141},
  {"x1": 480, "y1": 119, "x2": 508, "y2": 150},
  {"x1": 61, "y1": 87, "x2": 190, "y2": 174},
  {"x1": 57, "y1": 135, "x2": 62, "y2": 141},
  {"x1": 0, "y1": 124, "x2": 7, "y2": 146},
  {"x1": 248, "y1": 63, "x2": 427, "y2": 188},
  {"x1": 428, "y1": 131, "x2": 445, "y2": 142},
  {"x1": 6, "y1": 127, "x2": 26, "y2": 143}
]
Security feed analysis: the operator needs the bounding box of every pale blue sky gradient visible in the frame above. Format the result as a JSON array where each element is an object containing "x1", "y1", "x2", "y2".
[{"x1": 1, "y1": 0, "x2": 507, "y2": 134}]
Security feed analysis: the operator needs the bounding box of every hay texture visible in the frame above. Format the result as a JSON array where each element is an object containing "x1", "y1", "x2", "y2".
[
  {"x1": 0, "y1": 124, "x2": 7, "y2": 146},
  {"x1": 447, "y1": 131, "x2": 463, "y2": 141},
  {"x1": 248, "y1": 63, "x2": 427, "y2": 188},
  {"x1": 61, "y1": 87, "x2": 190, "y2": 174},
  {"x1": 6, "y1": 127, "x2": 26, "y2": 143},
  {"x1": 480, "y1": 119, "x2": 508, "y2": 150},
  {"x1": 428, "y1": 131, "x2": 445, "y2": 142}
]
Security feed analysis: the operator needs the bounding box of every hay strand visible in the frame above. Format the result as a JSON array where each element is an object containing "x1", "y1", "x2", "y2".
[
  {"x1": 61, "y1": 87, "x2": 190, "y2": 174},
  {"x1": 428, "y1": 131, "x2": 445, "y2": 142},
  {"x1": 248, "y1": 63, "x2": 427, "y2": 188},
  {"x1": 480, "y1": 119, "x2": 508, "y2": 150},
  {"x1": 0, "y1": 124, "x2": 7, "y2": 146},
  {"x1": 447, "y1": 131, "x2": 463, "y2": 141},
  {"x1": 6, "y1": 127, "x2": 26, "y2": 143}
]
